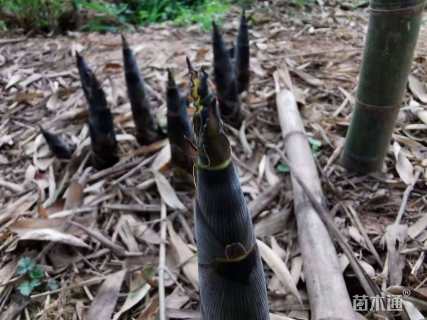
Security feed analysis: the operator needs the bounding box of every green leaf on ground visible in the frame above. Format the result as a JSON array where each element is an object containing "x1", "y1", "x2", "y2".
[
  {"x1": 17, "y1": 279, "x2": 41, "y2": 296},
  {"x1": 29, "y1": 264, "x2": 44, "y2": 280},
  {"x1": 308, "y1": 137, "x2": 322, "y2": 156},
  {"x1": 276, "y1": 163, "x2": 290, "y2": 173},
  {"x1": 47, "y1": 279, "x2": 60, "y2": 291},
  {"x1": 18, "y1": 281, "x2": 34, "y2": 296},
  {"x1": 16, "y1": 257, "x2": 35, "y2": 276},
  {"x1": 276, "y1": 138, "x2": 322, "y2": 173},
  {"x1": 308, "y1": 137, "x2": 322, "y2": 152}
]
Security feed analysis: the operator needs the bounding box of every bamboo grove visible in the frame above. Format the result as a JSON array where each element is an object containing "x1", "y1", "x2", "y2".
[{"x1": 41, "y1": 12, "x2": 271, "y2": 320}]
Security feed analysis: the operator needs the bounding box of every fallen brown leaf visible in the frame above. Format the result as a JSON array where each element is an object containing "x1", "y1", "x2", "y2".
[
  {"x1": 86, "y1": 270, "x2": 127, "y2": 320},
  {"x1": 167, "y1": 222, "x2": 198, "y2": 290}
]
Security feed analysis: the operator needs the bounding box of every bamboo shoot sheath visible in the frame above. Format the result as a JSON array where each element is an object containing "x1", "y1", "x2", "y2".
[{"x1": 192, "y1": 71, "x2": 269, "y2": 319}]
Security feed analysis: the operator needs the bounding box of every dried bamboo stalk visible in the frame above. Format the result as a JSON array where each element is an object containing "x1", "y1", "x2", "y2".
[{"x1": 276, "y1": 85, "x2": 355, "y2": 320}]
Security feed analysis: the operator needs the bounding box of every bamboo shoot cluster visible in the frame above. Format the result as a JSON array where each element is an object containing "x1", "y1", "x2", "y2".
[
  {"x1": 38, "y1": 13, "x2": 270, "y2": 319},
  {"x1": 42, "y1": 14, "x2": 249, "y2": 172},
  {"x1": 76, "y1": 52, "x2": 119, "y2": 170},
  {"x1": 43, "y1": 37, "x2": 194, "y2": 172}
]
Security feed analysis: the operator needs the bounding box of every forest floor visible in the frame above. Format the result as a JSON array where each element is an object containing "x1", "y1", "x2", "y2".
[{"x1": 1, "y1": 2, "x2": 427, "y2": 319}]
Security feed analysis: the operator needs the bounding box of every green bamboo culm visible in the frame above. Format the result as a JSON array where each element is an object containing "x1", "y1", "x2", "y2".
[
  {"x1": 191, "y1": 70, "x2": 269, "y2": 319},
  {"x1": 341, "y1": 0, "x2": 426, "y2": 173}
]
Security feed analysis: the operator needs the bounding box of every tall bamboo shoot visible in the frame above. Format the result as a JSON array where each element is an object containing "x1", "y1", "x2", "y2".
[
  {"x1": 192, "y1": 72, "x2": 269, "y2": 319},
  {"x1": 235, "y1": 11, "x2": 250, "y2": 94},
  {"x1": 166, "y1": 69, "x2": 194, "y2": 174},
  {"x1": 122, "y1": 35, "x2": 161, "y2": 145},
  {"x1": 212, "y1": 22, "x2": 242, "y2": 127},
  {"x1": 76, "y1": 53, "x2": 119, "y2": 170}
]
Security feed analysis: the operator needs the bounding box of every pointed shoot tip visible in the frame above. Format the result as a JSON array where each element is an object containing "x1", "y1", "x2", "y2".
[
  {"x1": 75, "y1": 52, "x2": 87, "y2": 72},
  {"x1": 121, "y1": 34, "x2": 129, "y2": 49},
  {"x1": 212, "y1": 21, "x2": 219, "y2": 34},
  {"x1": 240, "y1": 10, "x2": 248, "y2": 26},
  {"x1": 186, "y1": 56, "x2": 193, "y2": 73},
  {"x1": 39, "y1": 126, "x2": 49, "y2": 139},
  {"x1": 167, "y1": 69, "x2": 176, "y2": 86},
  {"x1": 75, "y1": 51, "x2": 82, "y2": 63}
]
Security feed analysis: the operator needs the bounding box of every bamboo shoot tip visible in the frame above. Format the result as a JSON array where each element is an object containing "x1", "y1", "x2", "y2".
[
  {"x1": 121, "y1": 33, "x2": 129, "y2": 48},
  {"x1": 75, "y1": 51, "x2": 83, "y2": 66},
  {"x1": 212, "y1": 21, "x2": 221, "y2": 38},
  {"x1": 167, "y1": 68, "x2": 175, "y2": 85},
  {"x1": 186, "y1": 56, "x2": 194, "y2": 74}
]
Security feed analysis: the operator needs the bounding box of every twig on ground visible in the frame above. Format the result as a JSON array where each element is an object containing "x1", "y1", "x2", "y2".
[
  {"x1": 343, "y1": 203, "x2": 383, "y2": 267},
  {"x1": 0, "y1": 37, "x2": 28, "y2": 45},
  {"x1": 250, "y1": 181, "x2": 282, "y2": 218},
  {"x1": 394, "y1": 170, "x2": 422, "y2": 225},
  {"x1": 69, "y1": 221, "x2": 129, "y2": 258},
  {"x1": 0, "y1": 179, "x2": 25, "y2": 193},
  {"x1": 87, "y1": 158, "x2": 143, "y2": 183},
  {"x1": 111, "y1": 156, "x2": 153, "y2": 185},
  {"x1": 158, "y1": 201, "x2": 167, "y2": 320}
]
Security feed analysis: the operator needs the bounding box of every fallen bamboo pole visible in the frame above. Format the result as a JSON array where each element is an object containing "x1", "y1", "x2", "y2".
[{"x1": 274, "y1": 71, "x2": 356, "y2": 320}]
